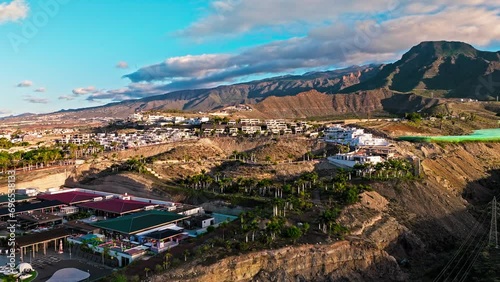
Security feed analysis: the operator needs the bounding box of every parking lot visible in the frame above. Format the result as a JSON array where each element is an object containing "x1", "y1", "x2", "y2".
[{"x1": 28, "y1": 252, "x2": 113, "y2": 282}]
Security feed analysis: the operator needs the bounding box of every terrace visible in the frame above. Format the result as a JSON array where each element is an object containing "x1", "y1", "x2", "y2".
[
  {"x1": 143, "y1": 228, "x2": 185, "y2": 253},
  {"x1": 68, "y1": 233, "x2": 149, "y2": 267},
  {"x1": 17, "y1": 212, "x2": 63, "y2": 231}
]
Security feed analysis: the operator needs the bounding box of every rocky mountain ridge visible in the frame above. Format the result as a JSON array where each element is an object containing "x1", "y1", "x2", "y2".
[{"x1": 6, "y1": 41, "x2": 499, "y2": 120}]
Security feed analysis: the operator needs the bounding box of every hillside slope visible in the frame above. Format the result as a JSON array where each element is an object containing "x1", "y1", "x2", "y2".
[
  {"x1": 148, "y1": 142, "x2": 500, "y2": 281},
  {"x1": 251, "y1": 89, "x2": 441, "y2": 118},
  {"x1": 47, "y1": 65, "x2": 381, "y2": 119}
]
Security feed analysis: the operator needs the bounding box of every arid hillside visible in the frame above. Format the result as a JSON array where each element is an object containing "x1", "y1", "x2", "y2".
[
  {"x1": 251, "y1": 88, "x2": 441, "y2": 118},
  {"x1": 97, "y1": 138, "x2": 499, "y2": 282}
]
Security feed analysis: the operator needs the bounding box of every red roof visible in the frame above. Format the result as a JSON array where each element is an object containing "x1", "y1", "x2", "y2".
[
  {"x1": 77, "y1": 198, "x2": 155, "y2": 215},
  {"x1": 37, "y1": 191, "x2": 102, "y2": 205}
]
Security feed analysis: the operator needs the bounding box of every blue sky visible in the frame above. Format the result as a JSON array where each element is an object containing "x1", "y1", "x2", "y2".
[{"x1": 0, "y1": 0, "x2": 499, "y2": 116}]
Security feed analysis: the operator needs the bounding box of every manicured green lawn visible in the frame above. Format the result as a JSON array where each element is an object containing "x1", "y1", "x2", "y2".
[{"x1": 0, "y1": 271, "x2": 37, "y2": 282}]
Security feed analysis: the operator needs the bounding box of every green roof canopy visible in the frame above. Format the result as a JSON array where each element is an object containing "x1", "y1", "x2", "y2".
[{"x1": 91, "y1": 210, "x2": 188, "y2": 235}]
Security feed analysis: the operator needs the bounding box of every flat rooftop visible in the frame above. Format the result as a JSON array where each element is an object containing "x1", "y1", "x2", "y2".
[
  {"x1": 64, "y1": 220, "x2": 100, "y2": 233},
  {"x1": 37, "y1": 191, "x2": 103, "y2": 205},
  {"x1": 18, "y1": 212, "x2": 62, "y2": 224},
  {"x1": 0, "y1": 200, "x2": 65, "y2": 217},
  {"x1": 16, "y1": 228, "x2": 72, "y2": 247},
  {"x1": 144, "y1": 229, "x2": 183, "y2": 240},
  {"x1": 91, "y1": 210, "x2": 189, "y2": 235},
  {"x1": 78, "y1": 198, "x2": 156, "y2": 215},
  {"x1": 0, "y1": 194, "x2": 33, "y2": 205}
]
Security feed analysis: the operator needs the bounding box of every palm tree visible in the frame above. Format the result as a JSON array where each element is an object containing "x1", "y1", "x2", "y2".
[
  {"x1": 144, "y1": 267, "x2": 150, "y2": 278},
  {"x1": 163, "y1": 251, "x2": 172, "y2": 269},
  {"x1": 249, "y1": 219, "x2": 259, "y2": 242},
  {"x1": 10, "y1": 151, "x2": 22, "y2": 169},
  {"x1": 183, "y1": 249, "x2": 190, "y2": 262},
  {"x1": 266, "y1": 217, "x2": 283, "y2": 241},
  {"x1": 220, "y1": 221, "x2": 229, "y2": 240}
]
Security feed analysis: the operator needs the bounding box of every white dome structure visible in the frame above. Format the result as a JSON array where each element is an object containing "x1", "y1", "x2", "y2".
[
  {"x1": 17, "y1": 263, "x2": 33, "y2": 273},
  {"x1": 46, "y1": 268, "x2": 90, "y2": 282}
]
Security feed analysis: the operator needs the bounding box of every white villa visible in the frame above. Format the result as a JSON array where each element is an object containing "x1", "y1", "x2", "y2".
[
  {"x1": 323, "y1": 125, "x2": 389, "y2": 147},
  {"x1": 327, "y1": 151, "x2": 383, "y2": 169}
]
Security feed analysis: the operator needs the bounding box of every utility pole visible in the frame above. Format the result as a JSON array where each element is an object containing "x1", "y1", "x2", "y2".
[{"x1": 489, "y1": 197, "x2": 498, "y2": 248}]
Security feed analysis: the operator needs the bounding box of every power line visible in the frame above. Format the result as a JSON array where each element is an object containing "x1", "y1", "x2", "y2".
[
  {"x1": 442, "y1": 216, "x2": 488, "y2": 282},
  {"x1": 433, "y1": 203, "x2": 490, "y2": 282},
  {"x1": 457, "y1": 238, "x2": 488, "y2": 282},
  {"x1": 489, "y1": 196, "x2": 498, "y2": 248},
  {"x1": 450, "y1": 231, "x2": 488, "y2": 282},
  {"x1": 436, "y1": 197, "x2": 500, "y2": 282}
]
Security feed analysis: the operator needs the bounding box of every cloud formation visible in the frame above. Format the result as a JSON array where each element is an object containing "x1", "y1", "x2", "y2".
[
  {"x1": 58, "y1": 95, "x2": 74, "y2": 101},
  {"x1": 85, "y1": 83, "x2": 167, "y2": 101},
  {"x1": 122, "y1": 2, "x2": 500, "y2": 96},
  {"x1": 180, "y1": 0, "x2": 398, "y2": 37},
  {"x1": 0, "y1": 0, "x2": 28, "y2": 24},
  {"x1": 0, "y1": 109, "x2": 12, "y2": 116},
  {"x1": 16, "y1": 80, "x2": 33, "y2": 87},
  {"x1": 23, "y1": 95, "x2": 48, "y2": 104},
  {"x1": 116, "y1": 61, "x2": 129, "y2": 69},
  {"x1": 180, "y1": 0, "x2": 495, "y2": 37},
  {"x1": 72, "y1": 86, "x2": 97, "y2": 95},
  {"x1": 34, "y1": 87, "x2": 46, "y2": 92}
]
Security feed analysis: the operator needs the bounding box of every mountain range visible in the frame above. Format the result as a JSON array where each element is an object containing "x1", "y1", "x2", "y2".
[{"x1": 14, "y1": 41, "x2": 500, "y2": 120}]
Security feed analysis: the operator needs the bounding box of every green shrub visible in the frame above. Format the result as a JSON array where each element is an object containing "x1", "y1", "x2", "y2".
[
  {"x1": 155, "y1": 264, "x2": 163, "y2": 273},
  {"x1": 110, "y1": 273, "x2": 128, "y2": 282},
  {"x1": 284, "y1": 226, "x2": 303, "y2": 242},
  {"x1": 405, "y1": 112, "x2": 422, "y2": 122}
]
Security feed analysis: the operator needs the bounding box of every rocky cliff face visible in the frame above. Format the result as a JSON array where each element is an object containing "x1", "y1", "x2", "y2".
[{"x1": 153, "y1": 241, "x2": 406, "y2": 282}]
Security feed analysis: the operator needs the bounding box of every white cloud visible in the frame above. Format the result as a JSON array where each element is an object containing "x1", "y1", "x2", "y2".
[
  {"x1": 58, "y1": 95, "x2": 74, "y2": 100},
  {"x1": 85, "y1": 83, "x2": 167, "y2": 101},
  {"x1": 123, "y1": 4, "x2": 500, "y2": 94},
  {"x1": 34, "y1": 87, "x2": 46, "y2": 92},
  {"x1": 16, "y1": 80, "x2": 32, "y2": 87},
  {"x1": 0, "y1": 0, "x2": 28, "y2": 24},
  {"x1": 0, "y1": 109, "x2": 12, "y2": 116},
  {"x1": 180, "y1": 0, "x2": 498, "y2": 38},
  {"x1": 116, "y1": 61, "x2": 129, "y2": 69},
  {"x1": 72, "y1": 86, "x2": 97, "y2": 95},
  {"x1": 180, "y1": 0, "x2": 399, "y2": 37},
  {"x1": 23, "y1": 95, "x2": 48, "y2": 104}
]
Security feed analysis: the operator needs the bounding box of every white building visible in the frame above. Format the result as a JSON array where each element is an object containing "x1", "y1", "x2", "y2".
[
  {"x1": 129, "y1": 113, "x2": 144, "y2": 121},
  {"x1": 327, "y1": 151, "x2": 383, "y2": 169},
  {"x1": 16, "y1": 188, "x2": 39, "y2": 197},
  {"x1": 241, "y1": 126, "x2": 261, "y2": 134},
  {"x1": 147, "y1": 115, "x2": 165, "y2": 123},
  {"x1": 323, "y1": 125, "x2": 389, "y2": 147}
]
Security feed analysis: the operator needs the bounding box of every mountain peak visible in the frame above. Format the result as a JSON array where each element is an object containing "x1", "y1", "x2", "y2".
[{"x1": 405, "y1": 41, "x2": 478, "y2": 59}]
